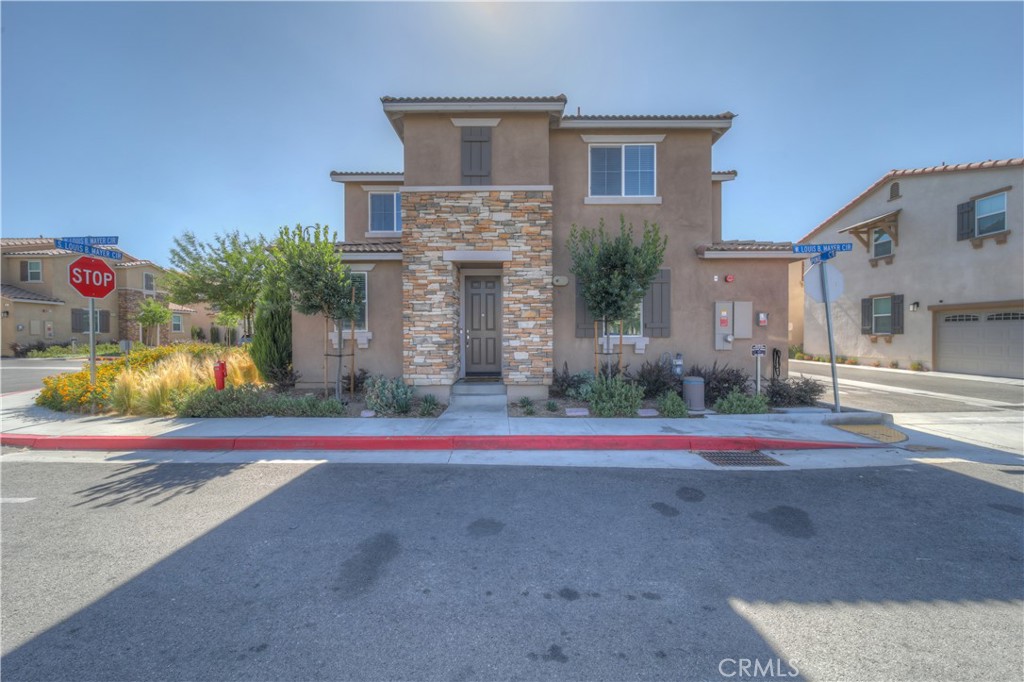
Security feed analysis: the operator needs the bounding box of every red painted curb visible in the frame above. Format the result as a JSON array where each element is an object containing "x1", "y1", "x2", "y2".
[{"x1": 0, "y1": 433, "x2": 873, "y2": 452}]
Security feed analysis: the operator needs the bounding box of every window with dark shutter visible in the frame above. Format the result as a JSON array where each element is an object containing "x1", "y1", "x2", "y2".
[
  {"x1": 574, "y1": 280, "x2": 597, "y2": 338},
  {"x1": 99, "y1": 310, "x2": 111, "y2": 334},
  {"x1": 72, "y1": 309, "x2": 86, "y2": 333},
  {"x1": 861, "y1": 298, "x2": 873, "y2": 334},
  {"x1": 891, "y1": 294, "x2": 904, "y2": 334},
  {"x1": 957, "y1": 201, "x2": 975, "y2": 241},
  {"x1": 461, "y1": 127, "x2": 491, "y2": 185},
  {"x1": 20, "y1": 261, "x2": 29, "y2": 281},
  {"x1": 642, "y1": 269, "x2": 671, "y2": 338}
]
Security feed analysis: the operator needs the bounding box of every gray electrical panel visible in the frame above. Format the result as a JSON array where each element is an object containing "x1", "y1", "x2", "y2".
[
  {"x1": 734, "y1": 301, "x2": 753, "y2": 339},
  {"x1": 714, "y1": 300, "x2": 733, "y2": 350}
]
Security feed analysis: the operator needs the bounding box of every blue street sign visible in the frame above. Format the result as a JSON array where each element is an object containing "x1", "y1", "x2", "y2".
[
  {"x1": 793, "y1": 243, "x2": 853, "y2": 254},
  {"x1": 751, "y1": 344, "x2": 767, "y2": 357},
  {"x1": 809, "y1": 251, "x2": 836, "y2": 265},
  {"x1": 58, "y1": 236, "x2": 118, "y2": 246},
  {"x1": 54, "y1": 239, "x2": 123, "y2": 260}
]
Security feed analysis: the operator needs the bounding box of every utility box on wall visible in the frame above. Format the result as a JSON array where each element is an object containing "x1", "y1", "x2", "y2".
[{"x1": 714, "y1": 300, "x2": 753, "y2": 350}]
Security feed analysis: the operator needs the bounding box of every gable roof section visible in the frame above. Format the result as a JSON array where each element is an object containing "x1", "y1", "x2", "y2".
[
  {"x1": 382, "y1": 95, "x2": 568, "y2": 139},
  {"x1": 696, "y1": 240, "x2": 799, "y2": 260},
  {"x1": 337, "y1": 240, "x2": 403, "y2": 261},
  {"x1": 800, "y1": 158, "x2": 1024, "y2": 243},
  {"x1": 1, "y1": 282, "x2": 65, "y2": 304}
]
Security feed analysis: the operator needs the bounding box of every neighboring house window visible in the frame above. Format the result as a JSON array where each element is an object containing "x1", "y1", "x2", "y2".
[
  {"x1": 873, "y1": 229, "x2": 893, "y2": 258},
  {"x1": 861, "y1": 295, "x2": 904, "y2": 335},
  {"x1": 589, "y1": 144, "x2": 656, "y2": 197},
  {"x1": 369, "y1": 193, "x2": 402, "y2": 232},
  {"x1": 461, "y1": 127, "x2": 492, "y2": 185},
  {"x1": 144, "y1": 273, "x2": 156, "y2": 291},
  {"x1": 889, "y1": 182, "x2": 900, "y2": 200},
  {"x1": 602, "y1": 302, "x2": 643, "y2": 337},
  {"x1": 72, "y1": 309, "x2": 111, "y2": 334},
  {"x1": 21, "y1": 260, "x2": 42, "y2": 282},
  {"x1": 958, "y1": 191, "x2": 1008, "y2": 240},
  {"x1": 172, "y1": 314, "x2": 183, "y2": 332},
  {"x1": 975, "y1": 192, "x2": 1007, "y2": 236},
  {"x1": 340, "y1": 272, "x2": 368, "y2": 332}
]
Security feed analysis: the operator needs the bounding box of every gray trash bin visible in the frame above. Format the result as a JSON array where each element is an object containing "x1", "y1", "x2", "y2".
[{"x1": 682, "y1": 376, "x2": 705, "y2": 411}]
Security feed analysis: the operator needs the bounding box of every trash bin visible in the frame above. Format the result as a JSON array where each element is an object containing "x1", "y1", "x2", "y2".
[{"x1": 682, "y1": 376, "x2": 705, "y2": 411}]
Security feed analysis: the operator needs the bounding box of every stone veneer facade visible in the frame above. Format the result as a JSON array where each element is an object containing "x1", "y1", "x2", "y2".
[
  {"x1": 401, "y1": 190, "x2": 554, "y2": 389},
  {"x1": 118, "y1": 289, "x2": 172, "y2": 344}
]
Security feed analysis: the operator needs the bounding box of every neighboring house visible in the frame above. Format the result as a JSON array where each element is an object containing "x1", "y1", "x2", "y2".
[
  {"x1": 796, "y1": 159, "x2": 1023, "y2": 378},
  {"x1": 294, "y1": 94, "x2": 800, "y2": 400},
  {"x1": 0, "y1": 238, "x2": 218, "y2": 354}
]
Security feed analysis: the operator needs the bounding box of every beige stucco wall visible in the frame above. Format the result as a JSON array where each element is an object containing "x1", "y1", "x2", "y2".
[
  {"x1": 402, "y1": 113, "x2": 550, "y2": 187},
  {"x1": 802, "y1": 166, "x2": 1023, "y2": 368},
  {"x1": 788, "y1": 261, "x2": 805, "y2": 348},
  {"x1": 292, "y1": 261, "x2": 404, "y2": 390},
  {"x1": 711, "y1": 181, "x2": 723, "y2": 243},
  {"x1": 343, "y1": 181, "x2": 404, "y2": 241}
]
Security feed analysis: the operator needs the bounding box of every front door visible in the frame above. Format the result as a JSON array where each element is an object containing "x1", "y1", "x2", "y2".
[{"x1": 465, "y1": 276, "x2": 501, "y2": 375}]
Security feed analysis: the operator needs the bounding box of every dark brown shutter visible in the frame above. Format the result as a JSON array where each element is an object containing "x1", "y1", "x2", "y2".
[
  {"x1": 99, "y1": 310, "x2": 111, "y2": 334},
  {"x1": 642, "y1": 269, "x2": 671, "y2": 338},
  {"x1": 461, "y1": 127, "x2": 492, "y2": 185},
  {"x1": 957, "y1": 201, "x2": 975, "y2": 241},
  {"x1": 861, "y1": 298, "x2": 873, "y2": 334},
  {"x1": 71, "y1": 309, "x2": 85, "y2": 333},
  {"x1": 20, "y1": 261, "x2": 28, "y2": 281},
  {"x1": 891, "y1": 295, "x2": 904, "y2": 334},
  {"x1": 575, "y1": 280, "x2": 596, "y2": 338}
]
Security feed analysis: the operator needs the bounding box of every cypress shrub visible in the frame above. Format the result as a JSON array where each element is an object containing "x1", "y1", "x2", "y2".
[{"x1": 250, "y1": 270, "x2": 296, "y2": 389}]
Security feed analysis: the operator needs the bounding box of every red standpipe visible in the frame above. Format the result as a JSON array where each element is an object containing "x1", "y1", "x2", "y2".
[{"x1": 214, "y1": 361, "x2": 226, "y2": 391}]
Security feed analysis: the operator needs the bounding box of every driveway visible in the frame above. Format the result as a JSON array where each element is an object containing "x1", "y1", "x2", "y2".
[{"x1": 0, "y1": 357, "x2": 81, "y2": 395}]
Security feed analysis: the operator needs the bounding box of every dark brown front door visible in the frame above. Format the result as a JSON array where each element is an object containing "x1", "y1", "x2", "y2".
[{"x1": 465, "y1": 276, "x2": 501, "y2": 375}]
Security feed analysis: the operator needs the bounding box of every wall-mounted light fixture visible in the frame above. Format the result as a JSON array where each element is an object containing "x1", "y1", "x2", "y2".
[
  {"x1": 910, "y1": 301, "x2": 920, "y2": 312},
  {"x1": 1, "y1": 311, "x2": 8, "y2": 318}
]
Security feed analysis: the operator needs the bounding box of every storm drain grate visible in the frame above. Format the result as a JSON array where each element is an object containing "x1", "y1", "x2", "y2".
[{"x1": 697, "y1": 450, "x2": 785, "y2": 467}]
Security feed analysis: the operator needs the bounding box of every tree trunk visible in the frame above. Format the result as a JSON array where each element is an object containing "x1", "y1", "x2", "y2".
[
  {"x1": 350, "y1": 287, "x2": 356, "y2": 397},
  {"x1": 618, "y1": 320, "x2": 624, "y2": 375},
  {"x1": 593, "y1": 320, "x2": 599, "y2": 377},
  {"x1": 334, "y1": 319, "x2": 343, "y2": 400},
  {"x1": 323, "y1": 317, "x2": 329, "y2": 397}
]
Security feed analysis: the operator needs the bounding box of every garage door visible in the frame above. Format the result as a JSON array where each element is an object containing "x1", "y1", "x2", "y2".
[{"x1": 936, "y1": 308, "x2": 1024, "y2": 378}]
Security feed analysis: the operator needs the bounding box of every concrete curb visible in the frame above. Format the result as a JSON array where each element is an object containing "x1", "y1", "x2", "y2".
[{"x1": 0, "y1": 433, "x2": 878, "y2": 453}]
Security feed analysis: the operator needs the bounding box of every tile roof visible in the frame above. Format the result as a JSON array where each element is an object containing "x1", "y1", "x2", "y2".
[
  {"x1": 561, "y1": 112, "x2": 736, "y2": 121},
  {"x1": 1, "y1": 283, "x2": 64, "y2": 304},
  {"x1": 382, "y1": 95, "x2": 567, "y2": 104},
  {"x1": 697, "y1": 240, "x2": 794, "y2": 253},
  {"x1": 168, "y1": 302, "x2": 196, "y2": 313},
  {"x1": 0, "y1": 237, "x2": 54, "y2": 246},
  {"x1": 330, "y1": 171, "x2": 403, "y2": 176},
  {"x1": 338, "y1": 241, "x2": 403, "y2": 254},
  {"x1": 1, "y1": 249, "x2": 73, "y2": 257},
  {"x1": 713, "y1": 170, "x2": 738, "y2": 175},
  {"x1": 113, "y1": 260, "x2": 157, "y2": 268},
  {"x1": 800, "y1": 158, "x2": 1024, "y2": 243}
]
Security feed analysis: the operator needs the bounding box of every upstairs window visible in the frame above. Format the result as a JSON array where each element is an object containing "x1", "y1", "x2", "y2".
[
  {"x1": 872, "y1": 229, "x2": 893, "y2": 258},
  {"x1": 171, "y1": 314, "x2": 183, "y2": 332},
  {"x1": 369, "y1": 193, "x2": 402, "y2": 232},
  {"x1": 461, "y1": 127, "x2": 492, "y2": 185},
  {"x1": 21, "y1": 260, "x2": 42, "y2": 282},
  {"x1": 144, "y1": 273, "x2": 156, "y2": 291},
  {"x1": 590, "y1": 144, "x2": 655, "y2": 197},
  {"x1": 975, "y1": 192, "x2": 1006, "y2": 236}
]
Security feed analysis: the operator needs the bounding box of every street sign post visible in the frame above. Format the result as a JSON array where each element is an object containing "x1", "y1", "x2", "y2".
[
  {"x1": 796, "y1": 243, "x2": 845, "y2": 413},
  {"x1": 68, "y1": 256, "x2": 117, "y2": 391},
  {"x1": 751, "y1": 344, "x2": 767, "y2": 394}
]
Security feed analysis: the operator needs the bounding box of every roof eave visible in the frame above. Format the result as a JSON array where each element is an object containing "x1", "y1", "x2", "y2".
[
  {"x1": 330, "y1": 172, "x2": 405, "y2": 183},
  {"x1": 697, "y1": 251, "x2": 802, "y2": 260}
]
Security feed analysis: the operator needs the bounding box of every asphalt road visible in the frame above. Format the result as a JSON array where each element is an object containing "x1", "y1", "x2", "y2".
[
  {"x1": 0, "y1": 357, "x2": 81, "y2": 394},
  {"x1": 790, "y1": 360, "x2": 1024, "y2": 413},
  {"x1": 3, "y1": 459, "x2": 1022, "y2": 681}
]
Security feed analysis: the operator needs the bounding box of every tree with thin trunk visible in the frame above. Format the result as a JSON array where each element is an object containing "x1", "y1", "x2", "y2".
[
  {"x1": 568, "y1": 216, "x2": 666, "y2": 376},
  {"x1": 275, "y1": 224, "x2": 362, "y2": 397},
  {"x1": 135, "y1": 298, "x2": 172, "y2": 346}
]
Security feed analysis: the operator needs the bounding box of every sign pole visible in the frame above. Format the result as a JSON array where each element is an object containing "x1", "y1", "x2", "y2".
[
  {"x1": 755, "y1": 355, "x2": 761, "y2": 395},
  {"x1": 89, "y1": 297, "x2": 97, "y2": 386},
  {"x1": 820, "y1": 262, "x2": 841, "y2": 413}
]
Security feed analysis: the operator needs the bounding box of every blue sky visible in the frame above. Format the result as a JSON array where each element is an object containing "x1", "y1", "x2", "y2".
[{"x1": 2, "y1": 1, "x2": 1022, "y2": 265}]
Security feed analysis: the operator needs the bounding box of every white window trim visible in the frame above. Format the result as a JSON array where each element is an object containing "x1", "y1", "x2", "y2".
[
  {"x1": 872, "y1": 229, "x2": 893, "y2": 258},
  {"x1": 872, "y1": 296, "x2": 893, "y2": 335},
  {"x1": 171, "y1": 314, "x2": 183, "y2": 332},
  {"x1": 587, "y1": 143, "x2": 658, "y2": 200},
  {"x1": 367, "y1": 191, "x2": 402, "y2": 233},
  {"x1": 26, "y1": 260, "x2": 42, "y2": 282},
  {"x1": 451, "y1": 118, "x2": 501, "y2": 127},
  {"x1": 975, "y1": 191, "x2": 1007, "y2": 236}
]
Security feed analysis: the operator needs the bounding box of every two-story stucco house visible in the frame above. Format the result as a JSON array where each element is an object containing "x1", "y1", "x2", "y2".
[
  {"x1": 1, "y1": 238, "x2": 228, "y2": 354},
  {"x1": 797, "y1": 159, "x2": 1023, "y2": 378},
  {"x1": 293, "y1": 95, "x2": 801, "y2": 400}
]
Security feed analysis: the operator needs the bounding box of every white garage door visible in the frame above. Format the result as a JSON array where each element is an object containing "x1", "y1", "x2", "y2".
[{"x1": 936, "y1": 308, "x2": 1024, "y2": 378}]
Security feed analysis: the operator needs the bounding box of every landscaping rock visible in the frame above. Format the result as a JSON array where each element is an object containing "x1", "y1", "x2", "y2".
[
  {"x1": 565, "y1": 407, "x2": 589, "y2": 417},
  {"x1": 360, "y1": 410, "x2": 376, "y2": 418},
  {"x1": 636, "y1": 408, "x2": 659, "y2": 417}
]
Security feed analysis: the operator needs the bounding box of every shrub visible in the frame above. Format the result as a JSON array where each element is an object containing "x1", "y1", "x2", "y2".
[
  {"x1": 632, "y1": 358, "x2": 680, "y2": 399},
  {"x1": 714, "y1": 389, "x2": 770, "y2": 414},
  {"x1": 889, "y1": 360, "x2": 900, "y2": 369},
  {"x1": 910, "y1": 360, "x2": 926, "y2": 372},
  {"x1": 522, "y1": 404, "x2": 536, "y2": 416},
  {"x1": 364, "y1": 376, "x2": 413, "y2": 415},
  {"x1": 588, "y1": 375, "x2": 644, "y2": 417},
  {"x1": 870, "y1": 360, "x2": 882, "y2": 368},
  {"x1": 9, "y1": 340, "x2": 50, "y2": 358},
  {"x1": 209, "y1": 326, "x2": 221, "y2": 344},
  {"x1": 26, "y1": 342, "x2": 121, "y2": 358},
  {"x1": 657, "y1": 391, "x2": 688, "y2": 418},
  {"x1": 109, "y1": 369, "x2": 144, "y2": 415},
  {"x1": 517, "y1": 396, "x2": 534, "y2": 409},
  {"x1": 788, "y1": 344, "x2": 803, "y2": 359},
  {"x1": 546, "y1": 400, "x2": 558, "y2": 413},
  {"x1": 599, "y1": 360, "x2": 629, "y2": 380},
  {"x1": 418, "y1": 394, "x2": 440, "y2": 417},
  {"x1": 191, "y1": 326, "x2": 207, "y2": 342},
  {"x1": 687, "y1": 361, "x2": 751, "y2": 406},
  {"x1": 845, "y1": 358, "x2": 859, "y2": 366},
  {"x1": 176, "y1": 385, "x2": 347, "y2": 418},
  {"x1": 764, "y1": 377, "x2": 825, "y2": 407},
  {"x1": 250, "y1": 270, "x2": 295, "y2": 390},
  {"x1": 566, "y1": 374, "x2": 596, "y2": 402}
]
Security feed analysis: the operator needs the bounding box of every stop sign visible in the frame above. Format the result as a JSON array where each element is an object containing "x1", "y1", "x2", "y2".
[{"x1": 69, "y1": 256, "x2": 117, "y2": 299}]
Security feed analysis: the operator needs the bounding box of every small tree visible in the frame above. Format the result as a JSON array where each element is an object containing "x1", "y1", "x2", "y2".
[
  {"x1": 250, "y1": 258, "x2": 295, "y2": 389},
  {"x1": 276, "y1": 224, "x2": 362, "y2": 397},
  {"x1": 135, "y1": 298, "x2": 172, "y2": 346},
  {"x1": 568, "y1": 216, "x2": 666, "y2": 375}
]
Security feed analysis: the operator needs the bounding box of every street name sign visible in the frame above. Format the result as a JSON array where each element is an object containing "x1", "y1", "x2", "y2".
[
  {"x1": 809, "y1": 251, "x2": 836, "y2": 265},
  {"x1": 58, "y1": 236, "x2": 118, "y2": 246},
  {"x1": 793, "y1": 243, "x2": 853, "y2": 254},
  {"x1": 54, "y1": 239, "x2": 123, "y2": 260},
  {"x1": 69, "y1": 256, "x2": 116, "y2": 299}
]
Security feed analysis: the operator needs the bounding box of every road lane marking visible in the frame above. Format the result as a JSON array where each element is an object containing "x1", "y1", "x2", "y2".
[
  {"x1": 0, "y1": 497, "x2": 36, "y2": 503},
  {"x1": 793, "y1": 373, "x2": 1018, "y2": 409}
]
